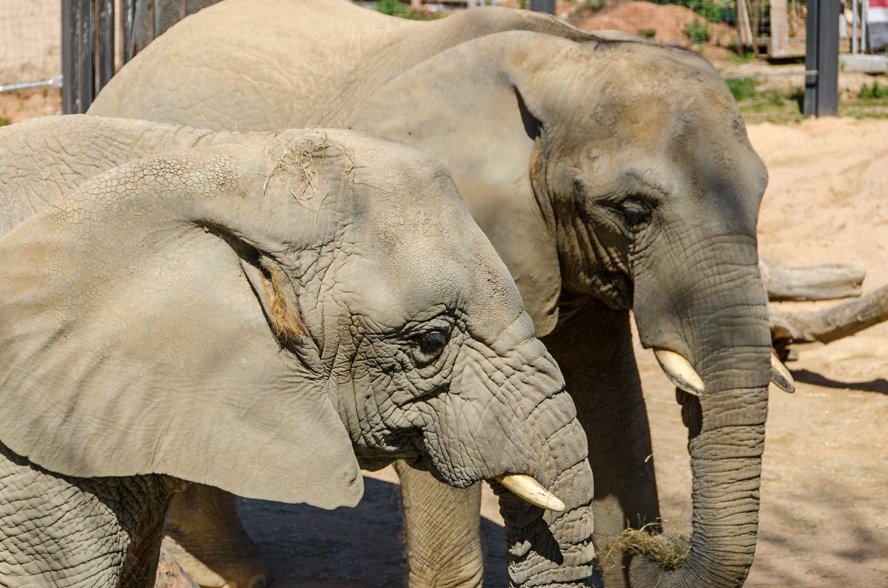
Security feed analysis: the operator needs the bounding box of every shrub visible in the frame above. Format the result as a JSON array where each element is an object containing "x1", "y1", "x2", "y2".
[
  {"x1": 685, "y1": 18, "x2": 709, "y2": 44},
  {"x1": 726, "y1": 77, "x2": 759, "y2": 102},
  {"x1": 858, "y1": 80, "x2": 888, "y2": 100}
]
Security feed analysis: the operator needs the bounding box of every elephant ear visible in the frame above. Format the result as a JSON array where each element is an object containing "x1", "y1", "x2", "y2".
[
  {"x1": 348, "y1": 35, "x2": 562, "y2": 336},
  {"x1": 0, "y1": 143, "x2": 362, "y2": 508}
]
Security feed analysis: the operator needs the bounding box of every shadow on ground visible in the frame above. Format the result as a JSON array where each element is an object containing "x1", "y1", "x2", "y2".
[
  {"x1": 238, "y1": 477, "x2": 507, "y2": 587},
  {"x1": 792, "y1": 369, "x2": 888, "y2": 394}
]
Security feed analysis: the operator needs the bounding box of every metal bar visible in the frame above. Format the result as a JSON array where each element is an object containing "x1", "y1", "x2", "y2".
[
  {"x1": 0, "y1": 76, "x2": 64, "y2": 93},
  {"x1": 863, "y1": 0, "x2": 869, "y2": 52},
  {"x1": 78, "y1": 0, "x2": 94, "y2": 113},
  {"x1": 530, "y1": 0, "x2": 555, "y2": 14},
  {"x1": 97, "y1": 0, "x2": 116, "y2": 92},
  {"x1": 153, "y1": 0, "x2": 162, "y2": 42},
  {"x1": 123, "y1": 0, "x2": 136, "y2": 62},
  {"x1": 804, "y1": 0, "x2": 840, "y2": 116},
  {"x1": 61, "y1": 0, "x2": 93, "y2": 114},
  {"x1": 147, "y1": 0, "x2": 156, "y2": 44},
  {"x1": 61, "y1": 0, "x2": 75, "y2": 113},
  {"x1": 853, "y1": 0, "x2": 859, "y2": 54},
  {"x1": 818, "y1": 0, "x2": 840, "y2": 115}
]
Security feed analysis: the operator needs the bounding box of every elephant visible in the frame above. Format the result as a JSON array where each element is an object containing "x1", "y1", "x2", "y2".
[
  {"x1": 89, "y1": 1, "x2": 795, "y2": 586},
  {"x1": 0, "y1": 116, "x2": 596, "y2": 587}
]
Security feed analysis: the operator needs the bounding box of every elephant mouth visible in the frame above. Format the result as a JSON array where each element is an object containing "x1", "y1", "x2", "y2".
[{"x1": 352, "y1": 431, "x2": 423, "y2": 471}]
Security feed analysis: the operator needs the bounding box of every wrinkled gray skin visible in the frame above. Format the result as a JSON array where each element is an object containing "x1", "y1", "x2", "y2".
[
  {"x1": 92, "y1": 1, "x2": 773, "y2": 587},
  {"x1": 0, "y1": 117, "x2": 595, "y2": 587}
]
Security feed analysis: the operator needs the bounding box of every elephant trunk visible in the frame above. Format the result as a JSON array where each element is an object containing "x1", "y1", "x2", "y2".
[
  {"x1": 495, "y1": 411, "x2": 598, "y2": 587},
  {"x1": 420, "y1": 314, "x2": 598, "y2": 585},
  {"x1": 631, "y1": 235, "x2": 771, "y2": 588}
]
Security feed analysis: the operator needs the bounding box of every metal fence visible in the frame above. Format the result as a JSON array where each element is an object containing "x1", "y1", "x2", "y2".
[
  {"x1": 849, "y1": 0, "x2": 888, "y2": 53},
  {"x1": 0, "y1": 0, "x2": 61, "y2": 88},
  {"x1": 0, "y1": 0, "x2": 856, "y2": 118},
  {"x1": 57, "y1": 0, "x2": 222, "y2": 112}
]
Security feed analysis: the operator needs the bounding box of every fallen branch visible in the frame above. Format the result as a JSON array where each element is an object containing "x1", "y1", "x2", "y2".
[
  {"x1": 770, "y1": 283, "x2": 888, "y2": 344},
  {"x1": 761, "y1": 258, "x2": 866, "y2": 302}
]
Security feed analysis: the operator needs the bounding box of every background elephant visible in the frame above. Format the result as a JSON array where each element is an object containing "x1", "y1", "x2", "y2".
[
  {"x1": 0, "y1": 116, "x2": 595, "y2": 586},
  {"x1": 90, "y1": 1, "x2": 792, "y2": 586}
]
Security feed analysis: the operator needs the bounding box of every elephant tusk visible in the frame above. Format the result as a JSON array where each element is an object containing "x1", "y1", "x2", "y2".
[
  {"x1": 496, "y1": 474, "x2": 565, "y2": 512},
  {"x1": 770, "y1": 352, "x2": 796, "y2": 393},
  {"x1": 654, "y1": 349, "x2": 704, "y2": 397}
]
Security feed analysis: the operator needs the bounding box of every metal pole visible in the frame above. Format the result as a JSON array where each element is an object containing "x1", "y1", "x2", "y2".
[
  {"x1": 97, "y1": 0, "x2": 116, "y2": 92},
  {"x1": 863, "y1": 0, "x2": 869, "y2": 51},
  {"x1": 123, "y1": 0, "x2": 136, "y2": 62},
  {"x1": 62, "y1": 0, "x2": 95, "y2": 114},
  {"x1": 853, "y1": 0, "x2": 859, "y2": 54},
  {"x1": 804, "y1": 0, "x2": 840, "y2": 116},
  {"x1": 530, "y1": 0, "x2": 555, "y2": 14}
]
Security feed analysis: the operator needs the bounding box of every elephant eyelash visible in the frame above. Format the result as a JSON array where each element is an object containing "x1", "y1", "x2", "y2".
[
  {"x1": 408, "y1": 328, "x2": 451, "y2": 367},
  {"x1": 601, "y1": 195, "x2": 654, "y2": 232},
  {"x1": 399, "y1": 316, "x2": 456, "y2": 369}
]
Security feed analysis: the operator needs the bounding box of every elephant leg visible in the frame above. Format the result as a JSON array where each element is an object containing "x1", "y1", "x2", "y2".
[
  {"x1": 162, "y1": 484, "x2": 267, "y2": 588},
  {"x1": 393, "y1": 460, "x2": 484, "y2": 588},
  {"x1": 541, "y1": 301, "x2": 660, "y2": 588},
  {"x1": 156, "y1": 544, "x2": 200, "y2": 588}
]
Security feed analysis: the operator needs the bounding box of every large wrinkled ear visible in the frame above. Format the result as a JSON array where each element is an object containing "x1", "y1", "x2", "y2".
[
  {"x1": 0, "y1": 144, "x2": 362, "y2": 508},
  {"x1": 348, "y1": 37, "x2": 561, "y2": 336}
]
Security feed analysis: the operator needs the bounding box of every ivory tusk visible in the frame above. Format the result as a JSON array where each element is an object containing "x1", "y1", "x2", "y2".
[
  {"x1": 770, "y1": 352, "x2": 796, "y2": 393},
  {"x1": 497, "y1": 474, "x2": 565, "y2": 512},
  {"x1": 654, "y1": 349, "x2": 704, "y2": 397}
]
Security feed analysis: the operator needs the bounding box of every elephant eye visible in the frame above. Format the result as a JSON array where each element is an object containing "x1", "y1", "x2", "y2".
[
  {"x1": 621, "y1": 199, "x2": 651, "y2": 230},
  {"x1": 409, "y1": 328, "x2": 450, "y2": 367}
]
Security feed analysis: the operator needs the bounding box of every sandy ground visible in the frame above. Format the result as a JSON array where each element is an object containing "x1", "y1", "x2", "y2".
[{"x1": 218, "y1": 118, "x2": 888, "y2": 587}]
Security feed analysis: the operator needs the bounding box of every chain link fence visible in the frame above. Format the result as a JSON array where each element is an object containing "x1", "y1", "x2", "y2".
[{"x1": 0, "y1": 0, "x2": 61, "y2": 88}]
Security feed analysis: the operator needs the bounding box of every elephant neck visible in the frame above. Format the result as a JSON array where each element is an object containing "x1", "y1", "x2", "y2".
[{"x1": 0, "y1": 442, "x2": 182, "y2": 587}]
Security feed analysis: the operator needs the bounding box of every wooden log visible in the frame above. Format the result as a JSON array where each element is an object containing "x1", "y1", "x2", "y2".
[
  {"x1": 770, "y1": 283, "x2": 888, "y2": 344},
  {"x1": 761, "y1": 258, "x2": 866, "y2": 301}
]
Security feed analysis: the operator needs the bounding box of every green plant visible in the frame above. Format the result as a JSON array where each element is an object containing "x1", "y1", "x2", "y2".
[
  {"x1": 685, "y1": 18, "x2": 709, "y2": 44},
  {"x1": 725, "y1": 77, "x2": 759, "y2": 102},
  {"x1": 377, "y1": 0, "x2": 405, "y2": 16},
  {"x1": 583, "y1": 0, "x2": 608, "y2": 11},
  {"x1": 639, "y1": 28, "x2": 657, "y2": 39},
  {"x1": 763, "y1": 90, "x2": 785, "y2": 107},
  {"x1": 375, "y1": 0, "x2": 444, "y2": 20},
  {"x1": 0, "y1": 116, "x2": 8, "y2": 127},
  {"x1": 654, "y1": 0, "x2": 736, "y2": 24},
  {"x1": 858, "y1": 80, "x2": 888, "y2": 100},
  {"x1": 729, "y1": 51, "x2": 757, "y2": 63}
]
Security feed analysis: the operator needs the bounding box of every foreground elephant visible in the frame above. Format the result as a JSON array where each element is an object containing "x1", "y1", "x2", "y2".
[
  {"x1": 91, "y1": 1, "x2": 792, "y2": 586},
  {"x1": 0, "y1": 116, "x2": 595, "y2": 586}
]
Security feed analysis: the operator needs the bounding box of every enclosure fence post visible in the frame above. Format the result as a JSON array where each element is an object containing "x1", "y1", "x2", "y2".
[
  {"x1": 530, "y1": 0, "x2": 556, "y2": 14},
  {"x1": 62, "y1": 0, "x2": 95, "y2": 114},
  {"x1": 97, "y1": 0, "x2": 116, "y2": 92},
  {"x1": 804, "y1": 0, "x2": 840, "y2": 116},
  {"x1": 853, "y1": 0, "x2": 859, "y2": 53}
]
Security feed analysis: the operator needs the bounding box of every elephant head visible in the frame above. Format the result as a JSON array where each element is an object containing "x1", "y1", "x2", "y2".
[
  {"x1": 350, "y1": 33, "x2": 790, "y2": 587},
  {"x1": 0, "y1": 120, "x2": 595, "y2": 582}
]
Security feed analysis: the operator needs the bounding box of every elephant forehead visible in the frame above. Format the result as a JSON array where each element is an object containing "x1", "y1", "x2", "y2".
[{"x1": 336, "y1": 228, "x2": 522, "y2": 329}]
